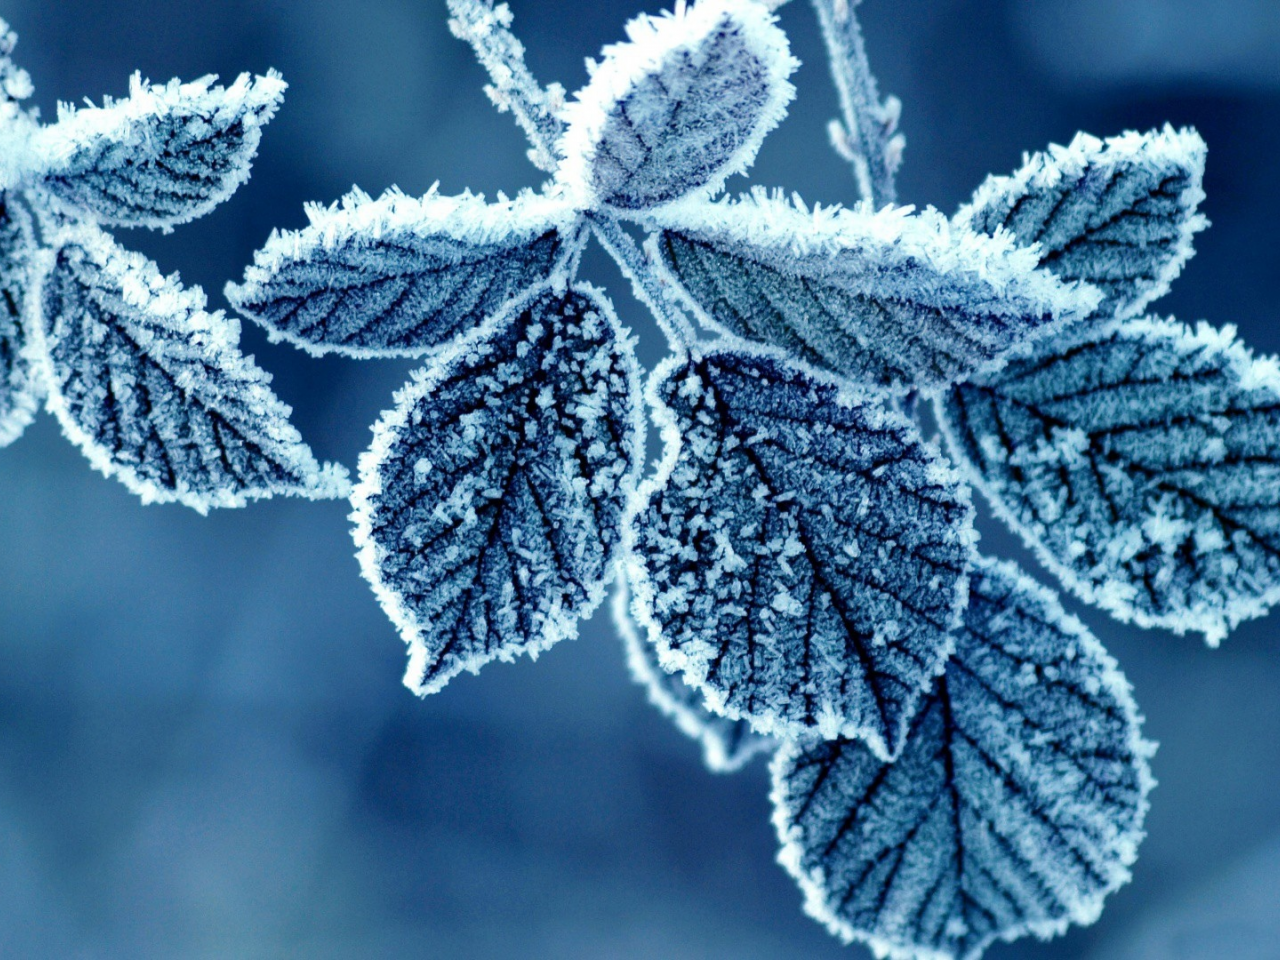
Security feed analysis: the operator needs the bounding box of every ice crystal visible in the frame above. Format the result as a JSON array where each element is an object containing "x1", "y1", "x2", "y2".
[
  {"x1": 227, "y1": 187, "x2": 580, "y2": 358},
  {"x1": 957, "y1": 127, "x2": 1207, "y2": 322},
  {"x1": 33, "y1": 225, "x2": 346, "y2": 511},
  {"x1": 615, "y1": 582, "x2": 774, "y2": 773},
  {"x1": 653, "y1": 190, "x2": 1098, "y2": 390}
]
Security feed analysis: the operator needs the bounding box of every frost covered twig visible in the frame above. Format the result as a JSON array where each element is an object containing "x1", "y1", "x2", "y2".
[
  {"x1": 589, "y1": 213, "x2": 697, "y2": 349},
  {"x1": 446, "y1": 0, "x2": 567, "y2": 172},
  {"x1": 810, "y1": 0, "x2": 903, "y2": 207}
]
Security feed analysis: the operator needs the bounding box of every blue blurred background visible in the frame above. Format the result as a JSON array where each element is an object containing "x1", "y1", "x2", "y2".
[{"x1": 1, "y1": 1, "x2": 1278, "y2": 957}]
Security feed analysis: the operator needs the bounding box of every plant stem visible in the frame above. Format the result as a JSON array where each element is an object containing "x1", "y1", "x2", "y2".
[
  {"x1": 810, "y1": 0, "x2": 903, "y2": 208},
  {"x1": 588, "y1": 213, "x2": 698, "y2": 352},
  {"x1": 445, "y1": 0, "x2": 567, "y2": 172}
]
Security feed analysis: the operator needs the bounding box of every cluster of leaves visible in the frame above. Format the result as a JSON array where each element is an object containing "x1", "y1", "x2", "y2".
[
  {"x1": 0, "y1": 20, "x2": 345, "y2": 510},
  {"x1": 223, "y1": 1, "x2": 1274, "y2": 957},
  {"x1": 6, "y1": 1, "x2": 1278, "y2": 958}
]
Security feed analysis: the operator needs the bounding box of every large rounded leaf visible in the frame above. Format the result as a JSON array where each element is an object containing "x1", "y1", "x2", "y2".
[
  {"x1": 556, "y1": 0, "x2": 797, "y2": 214},
  {"x1": 352, "y1": 285, "x2": 643, "y2": 695},
  {"x1": 627, "y1": 348, "x2": 974, "y2": 759},
  {"x1": 940, "y1": 316, "x2": 1280, "y2": 644},
  {"x1": 772, "y1": 556, "x2": 1153, "y2": 960}
]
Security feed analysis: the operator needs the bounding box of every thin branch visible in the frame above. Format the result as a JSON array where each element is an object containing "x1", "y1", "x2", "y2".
[
  {"x1": 810, "y1": 0, "x2": 904, "y2": 208},
  {"x1": 446, "y1": 0, "x2": 567, "y2": 173},
  {"x1": 588, "y1": 213, "x2": 697, "y2": 351}
]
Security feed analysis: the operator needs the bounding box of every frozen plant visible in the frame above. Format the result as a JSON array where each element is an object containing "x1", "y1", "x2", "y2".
[
  {"x1": 0, "y1": 19, "x2": 347, "y2": 511},
  {"x1": 224, "y1": 0, "x2": 1279, "y2": 957}
]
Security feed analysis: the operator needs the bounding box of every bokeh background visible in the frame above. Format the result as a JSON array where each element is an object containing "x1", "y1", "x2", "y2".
[{"x1": 2, "y1": 0, "x2": 1278, "y2": 957}]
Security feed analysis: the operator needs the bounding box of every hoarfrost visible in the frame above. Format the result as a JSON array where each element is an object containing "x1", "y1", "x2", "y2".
[
  {"x1": 772, "y1": 555, "x2": 1153, "y2": 960},
  {"x1": 957, "y1": 127, "x2": 1207, "y2": 322},
  {"x1": 626, "y1": 348, "x2": 974, "y2": 759},
  {"x1": 652, "y1": 190, "x2": 1098, "y2": 391},
  {"x1": 227, "y1": 187, "x2": 579, "y2": 358},
  {"x1": 0, "y1": 193, "x2": 37, "y2": 446},
  {"x1": 557, "y1": 0, "x2": 797, "y2": 214},
  {"x1": 940, "y1": 316, "x2": 1280, "y2": 644},
  {"x1": 36, "y1": 71, "x2": 286, "y2": 231},
  {"x1": 351, "y1": 286, "x2": 643, "y2": 695},
  {"x1": 615, "y1": 581, "x2": 774, "y2": 774},
  {"x1": 32, "y1": 224, "x2": 348, "y2": 512}
]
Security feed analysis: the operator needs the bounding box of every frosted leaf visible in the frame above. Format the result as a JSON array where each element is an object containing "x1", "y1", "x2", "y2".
[
  {"x1": 626, "y1": 349, "x2": 974, "y2": 759},
  {"x1": 352, "y1": 285, "x2": 643, "y2": 696},
  {"x1": 957, "y1": 127, "x2": 1207, "y2": 321},
  {"x1": 653, "y1": 192, "x2": 1098, "y2": 391},
  {"x1": 0, "y1": 193, "x2": 38, "y2": 446},
  {"x1": 615, "y1": 580, "x2": 774, "y2": 774},
  {"x1": 0, "y1": 17, "x2": 34, "y2": 129},
  {"x1": 772, "y1": 555, "x2": 1153, "y2": 960},
  {"x1": 940, "y1": 317, "x2": 1280, "y2": 645},
  {"x1": 227, "y1": 187, "x2": 577, "y2": 358},
  {"x1": 35, "y1": 71, "x2": 285, "y2": 230},
  {"x1": 32, "y1": 224, "x2": 349, "y2": 512},
  {"x1": 557, "y1": 0, "x2": 797, "y2": 214}
]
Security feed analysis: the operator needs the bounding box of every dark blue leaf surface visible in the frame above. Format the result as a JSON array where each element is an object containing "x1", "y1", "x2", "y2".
[
  {"x1": 627, "y1": 348, "x2": 974, "y2": 759},
  {"x1": 352, "y1": 285, "x2": 643, "y2": 695},
  {"x1": 772, "y1": 555, "x2": 1153, "y2": 960},
  {"x1": 957, "y1": 127, "x2": 1207, "y2": 321},
  {"x1": 940, "y1": 316, "x2": 1280, "y2": 644}
]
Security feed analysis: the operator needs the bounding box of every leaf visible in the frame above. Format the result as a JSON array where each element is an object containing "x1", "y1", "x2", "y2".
[
  {"x1": 615, "y1": 581, "x2": 773, "y2": 774},
  {"x1": 939, "y1": 317, "x2": 1280, "y2": 645},
  {"x1": 653, "y1": 192, "x2": 1098, "y2": 391},
  {"x1": 0, "y1": 193, "x2": 38, "y2": 446},
  {"x1": 556, "y1": 0, "x2": 797, "y2": 214},
  {"x1": 0, "y1": 17, "x2": 34, "y2": 125},
  {"x1": 957, "y1": 127, "x2": 1207, "y2": 321},
  {"x1": 35, "y1": 71, "x2": 285, "y2": 230},
  {"x1": 227, "y1": 187, "x2": 578, "y2": 358},
  {"x1": 772, "y1": 555, "x2": 1153, "y2": 960},
  {"x1": 31, "y1": 224, "x2": 349, "y2": 512},
  {"x1": 625, "y1": 349, "x2": 974, "y2": 759},
  {"x1": 351, "y1": 285, "x2": 643, "y2": 696}
]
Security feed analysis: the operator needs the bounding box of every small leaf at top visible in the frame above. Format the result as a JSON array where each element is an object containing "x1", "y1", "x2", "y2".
[
  {"x1": 34, "y1": 71, "x2": 285, "y2": 230},
  {"x1": 557, "y1": 0, "x2": 797, "y2": 214},
  {"x1": 31, "y1": 224, "x2": 349, "y2": 512},
  {"x1": 351, "y1": 284, "x2": 643, "y2": 696},
  {"x1": 615, "y1": 581, "x2": 773, "y2": 774},
  {"x1": 653, "y1": 192, "x2": 1098, "y2": 391},
  {"x1": 626, "y1": 348, "x2": 974, "y2": 759},
  {"x1": 957, "y1": 127, "x2": 1207, "y2": 321},
  {"x1": 227, "y1": 187, "x2": 578, "y2": 358},
  {"x1": 772, "y1": 555, "x2": 1152, "y2": 960},
  {"x1": 0, "y1": 193, "x2": 39, "y2": 446},
  {"x1": 939, "y1": 316, "x2": 1280, "y2": 644}
]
